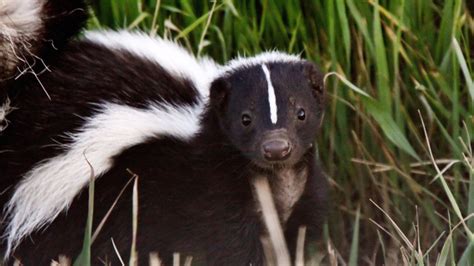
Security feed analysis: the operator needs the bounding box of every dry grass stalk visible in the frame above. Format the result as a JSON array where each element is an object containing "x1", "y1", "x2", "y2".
[{"x1": 252, "y1": 175, "x2": 291, "y2": 266}]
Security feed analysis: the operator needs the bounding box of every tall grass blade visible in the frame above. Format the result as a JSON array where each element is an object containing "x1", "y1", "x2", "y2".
[
  {"x1": 436, "y1": 234, "x2": 452, "y2": 266},
  {"x1": 419, "y1": 111, "x2": 474, "y2": 239},
  {"x1": 324, "y1": 72, "x2": 372, "y2": 98},
  {"x1": 111, "y1": 238, "x2": 125, "y2": 266},
  {"x1": 452, "y1": 38, "x2": 474, "y2": 103},
  {"x1": 129, "y1": 175, "x2": 139, "y2": 266},
  {"x1": 364, "y1": 98, "x2": 419, "y2": 159},
  {"x1": 348, "y1": 206, "x2": 361, "y2": 266},
  {"x1": 457, "y1": 241, "x2": 474, "y2": 266},
  {"x1": 372, "y1": 0, "x2": 391, "y2": 111},
  {"x1": 176, "y1": 4, "x2": 223, "y2": 41},
  {"x1": 345, "y1": 0, "x2": 375, "y2": 54},
  {"x1": 335, "y1": 0, "x2": 351, "y2": 64},
  {"x1": 73, "y1": 157, "x2": 95, "y2": 266}
]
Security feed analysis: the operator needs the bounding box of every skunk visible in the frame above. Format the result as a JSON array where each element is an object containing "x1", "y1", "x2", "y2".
[{"x1": 0, "y1": 0, "x2": 328, "y2": 264}]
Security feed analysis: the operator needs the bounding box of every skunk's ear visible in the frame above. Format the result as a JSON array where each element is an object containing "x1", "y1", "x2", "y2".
[
  {"x1": 209, "y1": 77, "x2": 231, "y2": 110},
  {"x1": 303, "y1": 62, "x2": 325, "y2": 100},
  {"x1": 303, "y1": 62, "x2": 326, "y2": 127}
]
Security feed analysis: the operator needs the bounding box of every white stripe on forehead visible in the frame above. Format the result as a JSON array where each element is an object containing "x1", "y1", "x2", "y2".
[{"x1": 261, "y1": 64, "x2": 278, "y2": 124}]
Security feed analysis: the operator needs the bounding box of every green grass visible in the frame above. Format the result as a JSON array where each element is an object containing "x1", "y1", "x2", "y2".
[{"x1": 87, "y1": 0, "x2": 474, "y2": 264}]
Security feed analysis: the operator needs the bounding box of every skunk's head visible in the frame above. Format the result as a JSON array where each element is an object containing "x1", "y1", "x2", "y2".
[{"x1": 210, "y1": 54, "x2": 325, "y2": 169}]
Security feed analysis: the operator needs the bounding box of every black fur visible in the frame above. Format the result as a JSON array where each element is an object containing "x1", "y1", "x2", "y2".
[{"x1": 0, "y1": 1, "x2": 328, "y2": 264}]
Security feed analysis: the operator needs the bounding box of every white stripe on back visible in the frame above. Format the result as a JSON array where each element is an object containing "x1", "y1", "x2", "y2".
[
  {"x1": 85, "y1": 31, "x2": 219, "y2": 99},
  {"x1": 4, "y1": 102, "x2": 203, "y2": 257},
  {"x1": 261, "y1": 64, "x2": 278, "y2": 124}
]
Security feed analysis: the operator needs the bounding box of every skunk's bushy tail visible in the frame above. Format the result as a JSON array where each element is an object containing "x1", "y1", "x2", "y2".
[{"x1": 0, "y1": 0, "x2": 87, "y2": 129}]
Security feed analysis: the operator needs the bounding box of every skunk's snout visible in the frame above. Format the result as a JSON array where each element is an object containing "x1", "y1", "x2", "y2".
[
  {"x1": 261, "y1": 130, "x2": 292, "y2": 161},
  {"x1": 262, "y1": 139, "x2": 291, "y2": 160}
]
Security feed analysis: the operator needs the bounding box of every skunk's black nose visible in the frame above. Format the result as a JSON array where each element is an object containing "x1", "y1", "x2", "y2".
[{"x1": 262, "y1": 139, "x2": 291, "y2": 161}]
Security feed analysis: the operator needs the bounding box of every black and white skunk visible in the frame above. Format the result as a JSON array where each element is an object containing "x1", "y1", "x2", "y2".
[{"x1": 0, "y1": 0, "x2": 328, "y2": 264}]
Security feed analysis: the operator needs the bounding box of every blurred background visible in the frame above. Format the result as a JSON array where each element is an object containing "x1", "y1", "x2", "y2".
[{"x1": 89, "y1": 0, "x2": 473, "y2": 264}]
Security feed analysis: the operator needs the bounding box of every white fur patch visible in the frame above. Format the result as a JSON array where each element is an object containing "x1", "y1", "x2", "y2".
[
  {"x1": 84, "y1": 31, "x2": 219, "y2": 99},
  {"x1": 4, "y1": 102, "x2": 203, "y2": 256},
  {"x1": 0, "y1": 0, "x2": 44, "y2": 72},
  {"x1": 0, "y1": 97, "x2": 12, "y2": 131},
  {"x1": 261, "y1": 64, "x2": 278, "y2": 124},
  {"x1": 0, "y1": 0, "x2": 43, "y2": 36},
  {"x1": 221, "y1": 51, "x2": 301, "y2": 75}
]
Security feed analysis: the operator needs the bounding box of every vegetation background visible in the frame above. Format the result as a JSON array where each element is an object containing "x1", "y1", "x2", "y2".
[{"x1": 87, "y1": 0, "x2": 473, "y2": 264}]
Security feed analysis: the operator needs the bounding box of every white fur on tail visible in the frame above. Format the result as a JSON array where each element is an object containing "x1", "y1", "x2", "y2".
[
  {"x1": 4, "y1": 102, "x2": 203, "y2": 256},
  {"x1": 85, "y1": 31, "x2": 220, "y2": 99},
  {"x1": 0, "y1": 0, "x2": 44, "y2": 73}
]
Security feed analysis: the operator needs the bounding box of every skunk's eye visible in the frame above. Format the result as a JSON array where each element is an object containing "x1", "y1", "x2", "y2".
[
  {"x1": 297, "y1": 108, "x2": 306, "y2": 120},
  {"x1": 241, "y1": 114, "x2": 252, "y2": 126}
]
